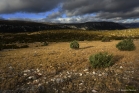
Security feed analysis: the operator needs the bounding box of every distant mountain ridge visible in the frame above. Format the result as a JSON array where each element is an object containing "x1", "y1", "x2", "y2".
[
  {"x1": 61, "y1": 22, "x2": 126, "y2": 30},
  {"x1": 0, "y1": 20, "x2": 126, "y2": 33},
  {"x1": 121, "y1": 23, "x2": 139, "y2": 28}
]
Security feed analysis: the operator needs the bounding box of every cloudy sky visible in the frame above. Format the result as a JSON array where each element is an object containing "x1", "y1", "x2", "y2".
[{"x1": 0, "y1": 0, "x2": 139, "y2": 23}]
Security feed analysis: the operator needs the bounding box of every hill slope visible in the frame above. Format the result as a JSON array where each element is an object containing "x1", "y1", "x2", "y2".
[{"x1": 0, "y1": 20, "x2": 126, "y2": 33}]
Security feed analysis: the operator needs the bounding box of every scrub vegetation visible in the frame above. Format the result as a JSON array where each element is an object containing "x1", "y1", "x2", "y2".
[{"x1": 0, "y1": 28, "x2": 139, "y2": 92}]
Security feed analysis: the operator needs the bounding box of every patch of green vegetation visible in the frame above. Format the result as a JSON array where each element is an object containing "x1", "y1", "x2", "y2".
[
  {"x1": 89, "y1": 52, "x2": 114, "y2": 68},
  {"x1": 125, "y1": 85, "x2": 137, "y2": 93},
  {"x1": 101, "y1": 36, "x2": 111, "y2": 42},
  {"x1": 70, "y1": 40, "x2": 79, "y2": 49},
  {"x1": 116, "y1": 38, "x2": 136, "y2": 51},
  {"x1": 42, "y1": 41, "x2": 49, "y2": 46},
  {"x1": 1, "y1": 28, "x2": 139, "y2": 44}
]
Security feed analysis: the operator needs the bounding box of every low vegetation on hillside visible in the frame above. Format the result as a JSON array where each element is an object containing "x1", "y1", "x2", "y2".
[
  {"x1": 0, "y1": 28, "x2": 139, "y2": 44},
  {"x1": 101, "y1": 36, "x2": 111, "y2": 42}
]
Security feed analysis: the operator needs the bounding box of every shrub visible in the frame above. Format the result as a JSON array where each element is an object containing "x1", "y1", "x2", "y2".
[
  {"x1": 116, "y1": 39, "x2": 136, "y2": 51},
  {"x1": 43, "y1": 41, "x2": 48, "y2": 46},
  {"x1": 89, "y1": 52, "x2": 113, "y2": 68},
  {"x1": 2, "y1": 44, "x2": 19, "y2": 49},
  {"x1": 101, "y1": 36, "x2": 111, "y2": 42},
  {"x1": 20, "y1": 45, "x2": 29, "y2": 48},
  {"x1": 70, "y1": 40, "x2": 79, "y2": 49},
  {"x1": 125, "y1": 85, "x2": 136, "y2": 93}
]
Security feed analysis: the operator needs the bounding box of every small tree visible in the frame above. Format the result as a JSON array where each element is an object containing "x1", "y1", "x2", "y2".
[
  {"x1": 70, "y1": 40, "x2": 79, "y2": 49},
  {"x1": 116, "y1": 39, "x2": 136, "y2": 51}
]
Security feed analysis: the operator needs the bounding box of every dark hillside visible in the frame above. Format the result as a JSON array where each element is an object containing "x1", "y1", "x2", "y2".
[
  {"x1": 62, "y1": 22, "x2": 126, "y2": 30},
  {"x1": 0, "y1": 20, "x2": 126, "y2": 33},
  {"x1": 0, "y1": 20, "x2": 61, "y2": 33},
  {"x1": 121, "y1": 23, "x2": 139, "y2": 28}
]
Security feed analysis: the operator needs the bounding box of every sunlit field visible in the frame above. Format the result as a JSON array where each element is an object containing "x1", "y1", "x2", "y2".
[{"x1": 0, "y1": 28, "x2": 139, "y2": 92}]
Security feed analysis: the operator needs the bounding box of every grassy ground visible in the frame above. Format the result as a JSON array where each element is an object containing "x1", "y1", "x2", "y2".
[
  {"x1": 0, "y1": 29, "x2": 139, "y2": 92},
  {"x1": 0, "y1": 40, "x2": 139, "y2": 92}
]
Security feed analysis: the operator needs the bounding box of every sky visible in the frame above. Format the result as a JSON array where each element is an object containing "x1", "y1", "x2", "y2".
[{"x1": 0, "y1": 0, "x2": 139, "y2": 23}]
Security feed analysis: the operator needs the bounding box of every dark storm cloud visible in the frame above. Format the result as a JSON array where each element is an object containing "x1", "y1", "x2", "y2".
[
  {"x1": 0, "y1": 0, "x2": 63, "y2": 14},
  {"x1": 1, "y1": 0, "x2": 139, "y2": 23},
  {"x1": 62, "y1": 0, "x2": 139, "y2": 19}
]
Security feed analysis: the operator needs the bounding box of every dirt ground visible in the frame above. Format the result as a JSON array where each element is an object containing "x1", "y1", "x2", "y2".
[{"x1": 0, "y1": 40, "x2": 139, "y2": 93}]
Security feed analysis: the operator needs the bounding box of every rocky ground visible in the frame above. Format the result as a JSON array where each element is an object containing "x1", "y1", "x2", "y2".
[{"x1": 0, "y1": 40, "x2": 139, "y2": 93}]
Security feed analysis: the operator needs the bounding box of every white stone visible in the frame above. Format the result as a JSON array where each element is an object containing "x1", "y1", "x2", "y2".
[
  {"x1": 120, "y1": 66, "x2": 123, "y2": 69},
  {"x1": 79, "y1": 73, "x2": 82, "y2": 76},
  {"x1": 23, "y1": 69, "x2": 31, "y2": 73},
  {"x1": 67, "y1": 75, "x2": 71, "y2": 78},
  {"x1": 33, "y1": 80, "x2": 39, "y2": 84},
  {"x1": 9, "y1": 66, "x2": 13, "y2": 70},
  {"x1": 79, "y1": 83, "x2": 83, "y2": 85},
  {"x1": 38, "y1": 73, "x2": 42, "y2": 76},
  {"x1": 36, "y1": 68, "x2": 40, "y2": 72},
  {"x1": 98, "y1": 74, "x2": 102, "y2": 77},
  {"x1": 67, "y1": 71, "x2": 70, "y2": 74},
  {"x1": 24, "y1": 73, "x2": 27, "y2": 76},
  {"x1": 93, "y1": 71, "x2": 96, "y2": 75},
  {"x1": 28, "y1": 76, "x2": 35, "y2": 79},
  {"x1": 92, "y1": 89, "x2": 97, "y2": 92},
  {"x1": 84, "y1": 69, "x2": 88, "y2": 72}
]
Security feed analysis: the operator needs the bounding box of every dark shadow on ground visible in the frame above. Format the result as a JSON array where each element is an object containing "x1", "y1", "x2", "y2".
[
  {"x1": 113, "y1": 55, "x2": 124, "y2": 62},
  {"x1": 80, "y1": 46, "x2": 94, "y2": 49}
]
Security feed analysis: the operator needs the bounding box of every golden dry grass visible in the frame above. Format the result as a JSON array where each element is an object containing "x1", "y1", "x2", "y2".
[{"x1": 0, "y1": 40, "x2": 139, "y2": 92}]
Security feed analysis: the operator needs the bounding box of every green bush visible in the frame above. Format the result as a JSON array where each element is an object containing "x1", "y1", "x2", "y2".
[
  {"x1": 89, "y1": 52, "x2": 113, "y2": 68},
  {"x1": 101, "y1": 37, "x2": 111, "y2": 42},
  {"x1": 116, "y1": 39, "x2": 136, "y2": 51},
  {"x1": 125, "y1": 85, "x2": 136, "y2": 93},
  {"x1": 70, "y1": 40, "x2": 79, "y2": 49},
  {"x1": 43, "y1": 41, "x2": 48, "y2": 46}
]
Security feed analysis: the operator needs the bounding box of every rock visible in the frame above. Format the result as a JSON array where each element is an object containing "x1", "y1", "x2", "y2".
[
  {"x1": 98, "y1": 74, "x2": 102, "y2": 77},
  {"x1": 9, "y1": 66, "x2": 13, "y2": 69},
  {"x1": 23, "y1": 69, "x2": 31, "y2": 73},
  {"x1": 83, "y1": 68, "x2": 89, "y2": 72},
  {"x1": 28, "y1": 76, "x2": 35, "y2": 80},
  {"x1": 92, "y1": 89, "x2": 98, "y2": 92},
  {"x1": 120, "y1": 66, "x2": 123, "y2": 69},
  {"x1": 93, "y1": 71, "x2": 96, "y2": 75},
  {"x1": 79, "y1": 73, "x2": 83, "y2": 76}
]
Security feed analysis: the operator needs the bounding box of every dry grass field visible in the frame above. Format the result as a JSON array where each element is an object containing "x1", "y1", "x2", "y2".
[{"x1": 0, "y1": 40, "x2": 139, "y2": 92}]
